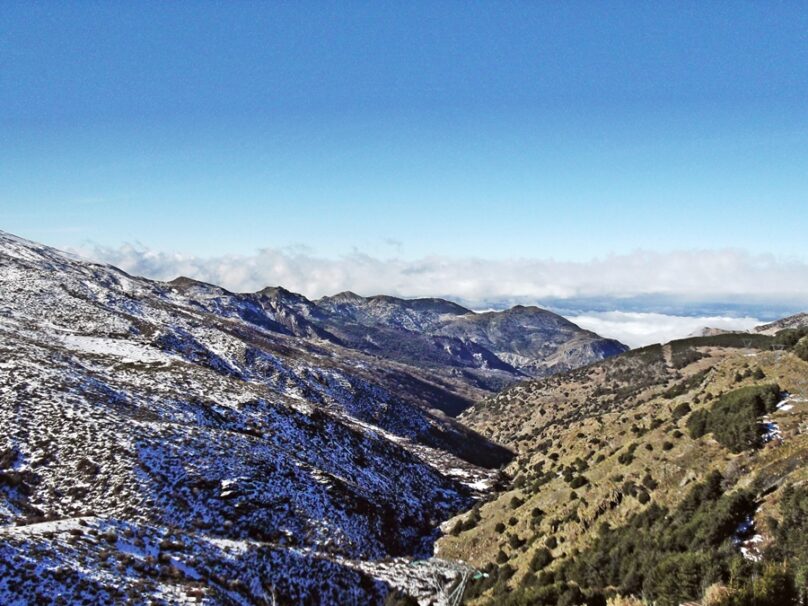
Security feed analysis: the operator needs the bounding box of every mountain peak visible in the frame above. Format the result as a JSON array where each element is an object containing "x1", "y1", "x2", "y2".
[
  {"x1": 321, "y1": 290, "x2": 366, "y2": 303},
  {"x1": 167, "y1": 275, "x2": 231, "y2": 294}
]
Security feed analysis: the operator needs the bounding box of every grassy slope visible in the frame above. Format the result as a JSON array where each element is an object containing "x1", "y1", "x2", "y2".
[{"x1": 438, "y1": 340, "x2": 808, "y2": 603}]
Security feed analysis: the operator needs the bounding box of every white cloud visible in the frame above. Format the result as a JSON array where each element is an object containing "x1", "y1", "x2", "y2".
[
  {"x1": 69, "y1": 244, "x2": 808, "y2": 308},
  {"x1": 565, "y1": 311, "x2": 764, "y2": 348}
]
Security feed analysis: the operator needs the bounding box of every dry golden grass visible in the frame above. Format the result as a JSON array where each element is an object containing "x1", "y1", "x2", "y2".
[{"x1": 440, "y1": 346, "x2": 808, "y2": 602}]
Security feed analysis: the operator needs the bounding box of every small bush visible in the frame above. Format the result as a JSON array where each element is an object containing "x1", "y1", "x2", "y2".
[
  {"x1": 530, "y1": 547, "x2": 553, "y2": 571},
  {"x1": 509, "y1": 534, "x2": 525, "y2": 549},
  {"x1": 671, "y1": 402, "x2": 692, "y2": 421},
  {"x1": 569, "y1": 475, "x2": 588, "y2": 489}
]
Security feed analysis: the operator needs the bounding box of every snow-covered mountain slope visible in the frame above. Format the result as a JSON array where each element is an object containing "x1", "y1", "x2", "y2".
[
  {"x1": 281, "y1": 291, "x2": 628, "y2": 394},
  {"x1": 0, "y1": 230, "x2": 511, "y2": 605},
  {"x1": 162, "y1": 274, "x2": 627, "y2": 416}
]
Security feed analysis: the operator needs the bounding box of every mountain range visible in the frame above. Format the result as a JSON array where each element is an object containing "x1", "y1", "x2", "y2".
[
  {"x1": 2, "y1": 229, "x2": 805, "y2": 605},
  {"x1": 0, "y1": 230, "x2": 625, "y2": 605}
]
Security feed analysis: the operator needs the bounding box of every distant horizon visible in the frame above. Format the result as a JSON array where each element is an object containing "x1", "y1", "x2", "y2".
[{"x1": 5, "y1": 227, "x2": 804, "y2": 349}]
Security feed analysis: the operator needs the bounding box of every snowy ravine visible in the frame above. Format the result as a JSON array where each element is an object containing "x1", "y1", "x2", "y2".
[{"x1": 0, "y1": 231, "x2": 511, "y2": 605}]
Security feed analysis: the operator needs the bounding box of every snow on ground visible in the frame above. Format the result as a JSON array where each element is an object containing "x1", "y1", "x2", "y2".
[
  {"x1": 0, "y1": 229, "x2": 504, "y2": 604},
  {"x1": 733, "y1": 516, "x2": 765, "y2": 562},
  {"x1": 776, "y1": 393, "x2": 806, "y2": 412},
  {"x1": 464, "y1": 478, "x2": 492, "y2": 491},
  {"x1": 760, "y1": 418, "x2": 782, "y2": 443},
  {"x1": 61, "y1": 335, "x2": 175, "y2": 364},
  {"x1": 740, "y1": 534, "x2": 764, "y2": 562}
]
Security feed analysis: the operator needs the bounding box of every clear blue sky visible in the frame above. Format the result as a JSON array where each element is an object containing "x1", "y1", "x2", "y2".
[{"x1": 2, "y1": 1, "x2": 807, "y2": 261}]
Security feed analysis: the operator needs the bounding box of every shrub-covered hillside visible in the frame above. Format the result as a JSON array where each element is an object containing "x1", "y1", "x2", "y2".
[{"x1": 439, "y1": 334, "x2": 808, "y2": 605}]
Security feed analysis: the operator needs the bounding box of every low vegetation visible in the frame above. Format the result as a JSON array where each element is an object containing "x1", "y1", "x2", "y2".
[
  {"x1": 440, "y1": 333, "x2": 808, "y2": 606},
  {"x1": 687, "y1": 384, "x2": 781, "y2": 452},
  {"x1": 462, "y1": 474, "x2": 807, "y2": 606}
]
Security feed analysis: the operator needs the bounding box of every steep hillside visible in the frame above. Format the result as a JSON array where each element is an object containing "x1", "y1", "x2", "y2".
[
  {"x1": 755, "y1": 312, "x2": 808, "y2": 335},
  {"x1": 170, "y1": 282, "x2": 627, "y2": 414},
  {"x1": 308, "y1": 293, "x2": 628, "y2": 393},
  {"x1": 439, "y1": 333, "x2": 808, "y2": 605},
  {"x1": 0, "y1": 230, "x2": 513, "y2": 605}
]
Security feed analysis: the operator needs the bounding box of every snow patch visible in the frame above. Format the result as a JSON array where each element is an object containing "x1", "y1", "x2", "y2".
[{"x1": 61, "y1": 335, "x2": 175, "y2": 365}]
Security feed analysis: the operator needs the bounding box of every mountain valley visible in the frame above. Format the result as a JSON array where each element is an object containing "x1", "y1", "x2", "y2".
[
  {"x1": 1, "y1": 230, "x2": 806, "y2": 605},
  {"x1": 0, "y1": 230, "x2": 625, "y2": 605}
]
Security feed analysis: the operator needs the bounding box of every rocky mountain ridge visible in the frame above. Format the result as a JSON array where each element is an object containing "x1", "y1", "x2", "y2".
[
  {"x1": 237, "y1": 285, "x2": 628, "y2": 397},
  {"x1": 0, "y1": 230, "x2": 516, "y2": 605},
  {"x1": 755, "y1": 312, "x2": 808, "y2": 335}
]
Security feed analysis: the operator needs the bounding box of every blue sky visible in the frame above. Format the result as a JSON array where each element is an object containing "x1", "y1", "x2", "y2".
[{"x1": 3, "y1": 1, "x2": 807, "y2": 263}]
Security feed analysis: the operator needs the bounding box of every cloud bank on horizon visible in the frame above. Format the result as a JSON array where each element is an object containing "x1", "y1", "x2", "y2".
[
  {"x1": 60, "y1": 242, "x2": 807, "y2": 347},
  {"x1": 74, "y1": 242, "x2": 808, "y2": 305},
  {"x1": 566, "y1": 311, "x2": 763, "y2": 349}
]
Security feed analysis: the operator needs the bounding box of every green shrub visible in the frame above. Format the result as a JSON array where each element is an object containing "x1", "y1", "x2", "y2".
[
  {"x1": 530, "y1": 547, "x2": 553, "y2": 571},
  {"x1": 670, "y1": 346, "x2": 706, "y2": 369},
  {"x1": 773, "y1": 327, "x2": 808, "y2": 349},
  {"x1": 562, "y1": 472, "x2": 754, "y2": 604},
  {"x1": 687, "y1": 409, "x2": 710, "y2": 439},
  {"x1": 663, "y1": 370, "x2": 710, "y2": 399},
  {"x1": 618, "y1": 451, "x2": 635, "y2": 465},
  {"x1": 686, "y1": 384, "x2": 780, "y2": 452},
  {"x1": 672, "y1": 402, "x2": 692, "y2": 421},
  {"x1": 491, "y1": 474, "x2": 807, "y2": 606},
  {"x1": 642, "y1": 473, "x2": 658, "y2": 490},
  {"x1": 569, "y1": 475, "x2": 588, "y2": 489},
  {"x1": 793, "y1": 336, "x2": 808, "y2": 362},
  {"x1": 669, "y1": 333, "x2": 773, "y2": 350},
  {"x1": 509, "y1": 534, "x2": 525, "y2": 549}
]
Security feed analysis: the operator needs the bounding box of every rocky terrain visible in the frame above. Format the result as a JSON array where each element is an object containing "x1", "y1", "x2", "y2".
[
  {"x1": 246, "y1": 287, "x2": 627, "y2": 398},
  {"x1": 755, "y1": 312, "x2": 808, "y2": 335},
  {"x1": 5, "y1": 228, "x2": 805, "y2": 605},
  {"x1": 0, "y1": 230, "x2": 511, "y2": 605},
  {"x1": 162, "y1": 280, "x2": 626, "y2": 417},
  {"x1": 0, "y1": 230, "x2": 631, "y2": 605}
]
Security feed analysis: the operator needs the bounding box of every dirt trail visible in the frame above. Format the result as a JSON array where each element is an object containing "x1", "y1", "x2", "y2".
[{"x1": 662, "y1": 344, "x2": 674, "y2": 369}]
